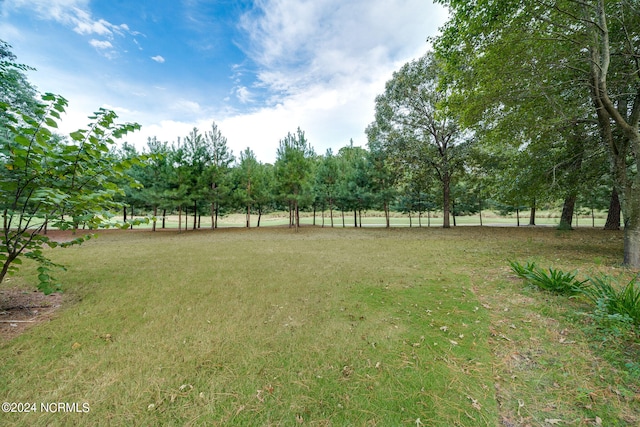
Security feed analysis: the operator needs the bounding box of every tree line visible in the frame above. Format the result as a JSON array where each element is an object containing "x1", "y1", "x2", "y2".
[{"x1": 2, "y1": 0, "x2": 640, "y2": 291}]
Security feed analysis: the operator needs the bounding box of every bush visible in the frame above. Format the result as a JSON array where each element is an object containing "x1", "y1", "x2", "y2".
[
  {"x1": 580, "y1": 274, "x2": 640, "y2": 327},
  {"x1": 509, "y1": 260, "x2": 588, "y2": 296}
]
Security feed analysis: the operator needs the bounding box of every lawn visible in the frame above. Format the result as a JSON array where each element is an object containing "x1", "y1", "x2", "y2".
[{"x1": 0, "y1": 226, "x2": 638, "y2": 426}]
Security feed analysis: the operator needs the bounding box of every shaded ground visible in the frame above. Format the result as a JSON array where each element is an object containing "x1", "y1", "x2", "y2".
[
  {"x1": 0, "y1": 288, "x2": 63, "y2": 341},
  {"x1": 0, "y1": 230, "x2": 74, "y2": 341}
]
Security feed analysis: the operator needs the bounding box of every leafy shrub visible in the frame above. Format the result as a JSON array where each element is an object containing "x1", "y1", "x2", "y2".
[
  {"x1": 580, "y1": 274, "x2": 640, "y2": 327},
  {"x1": 509, "y1": 260, "x2": 537, "y2": 278},
  {"x1": 509, "y1": 260, "x2": 588, "y2": 296}
]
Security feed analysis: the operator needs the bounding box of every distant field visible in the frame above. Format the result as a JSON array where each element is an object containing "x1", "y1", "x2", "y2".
[
  {"x1": 1, "y1": 226, "x2": 637, "y2": 426},
  {"x1": 121, "y1": 209, "x2": 614, "y2": 230}
]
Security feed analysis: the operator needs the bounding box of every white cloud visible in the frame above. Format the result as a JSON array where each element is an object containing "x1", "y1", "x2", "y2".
[
  {"x1": 172, "y1": 99, "x2": 202, "y2": 115},
  {"x1": 125, "y1": 0, "x2": 449, "y2": 163},
  {"x1": 2, "y1": 0, "x2": 133, "y2": 40},
  {"x1": 239, "y1": 0, "x2": 447, "y2": 94},
  {"x1": 5, "y1": 0, "x2": 449, "y2": 164},
  {"x1": 89, "y1": 39, "x2": 113, "y2": 49},
  {"x1": 235, "y1": 86, "x2": 253, "y2": 104}
]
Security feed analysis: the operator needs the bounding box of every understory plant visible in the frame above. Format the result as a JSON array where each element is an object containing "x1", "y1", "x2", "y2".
[
  {"x1": 580, "y1": 274, "x2": 640, "y2": 328},
  {"x1": 509, "y1": 260, "x2": 588, "y2": 295}
]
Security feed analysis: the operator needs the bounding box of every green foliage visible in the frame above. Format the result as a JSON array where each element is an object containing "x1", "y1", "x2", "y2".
[
  {"x1": 1, "y1": 89, "x2": 143, "y2": 290},
  {"x1": 368, "y1": 52, "x2": 467, "y2": 228},
  {"x1": 580, "y1": 274, "x2": 640, "y2": 328},
  {"x1": 274, "y1": 127, "x2": 314, "y2": 228},
  {"x1": 509, "y1": 260, "x2": 587, "y2": 295}
]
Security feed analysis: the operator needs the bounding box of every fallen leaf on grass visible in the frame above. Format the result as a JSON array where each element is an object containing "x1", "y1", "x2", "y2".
[
  {"x1": 544, "y1": 419, "x2": 563, "y2": 425},
  {"x1": 467, "y1": 395, "x2": 482, "y2": 410}
]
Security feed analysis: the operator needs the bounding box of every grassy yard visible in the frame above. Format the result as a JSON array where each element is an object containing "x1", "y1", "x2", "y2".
[{"x1": 0, "y1": 227, "x2": 638, "y2": 426}]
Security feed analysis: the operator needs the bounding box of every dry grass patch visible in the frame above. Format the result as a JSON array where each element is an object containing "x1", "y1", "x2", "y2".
[{"x1": 0, "y1": 226, "x2": 637, "y2": 426}]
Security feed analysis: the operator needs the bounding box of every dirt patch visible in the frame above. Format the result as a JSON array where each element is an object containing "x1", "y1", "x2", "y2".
[
  {"x1": 41, "y1": 229, "x2": 82, "y2": 243},
  {"x1": 0, "y1": 288, "x2": 63, "y2": 341}
]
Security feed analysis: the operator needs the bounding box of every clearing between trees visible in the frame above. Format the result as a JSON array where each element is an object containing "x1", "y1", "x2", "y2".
[{"x1": 0, "y1": 227, "x2": 637, "y2": 426}]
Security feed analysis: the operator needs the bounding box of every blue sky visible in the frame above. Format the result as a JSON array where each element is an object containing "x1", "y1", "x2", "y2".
[{"x1": 0, "y1": 0, "x2": 448, "y2": 162}]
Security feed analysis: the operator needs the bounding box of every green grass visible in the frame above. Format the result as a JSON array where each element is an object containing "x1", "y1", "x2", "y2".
[
  {"x1": 122, "y1": 209, "x2": 614, "y2": 230},
  {"x1": 0, "y1": 226, "x2": 638, "y2": 426}
]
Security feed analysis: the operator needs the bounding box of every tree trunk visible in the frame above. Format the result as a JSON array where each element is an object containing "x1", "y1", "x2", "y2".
[
  {"x1": 152, "y1": 206, "x2": 157, "y2": 231},
  {"x1": 604, "y1": 187, "x2": 621, "y2": 230},
  {"x1": 178, "y1": 206, "x2": 182, "y2": 233},
  {"x1": 193, "y1": 200, "x2": 197, "y2": 230},
  {"x1": 123, "y1": 206, "x2": 127, "y2": 222},
  {"x1": 442, "y1": 174, "x2": 451, "y2": 228},
  {"x1": 246, "y1": 204, "x2": 251, "y2": 228},
  {"x1": 330, "y1": 202, "x2": 334, "y2": 228},
  {"x1": 516, "y1": 208, "x2": 520, "y2": 227},
  {"x1": 585, "y1": 5, "x2": 640, "y2": 267},
  {"x1": 384, "y1": 201, "x2": 390, "y2": 228},
  {"x1": 529, "y1": 199, "x2": 536, "y2": 226},
  {"x1": 452, "y1": 200, "x2": 457, "y2": 227},
  {"x1": 289, "y1": 202, "x2": 293, "y2": 228},
  {"x1": 353, "y1": 210, "x2": 357, "y2": 227},
  {"x1": 257, "y1": 207, "x2": 262, "y2": 227},
  {"x1": 558, "y1": 195, "x2": 576, "y2": 230},
  {"x1": 162, "y1": 209, "x2": 166, "y2": 229},
  {"x1": 0, "y1": 254, "x2": 18, "y2": 285},
  {"x1": 211, "y1": 202, "x2": 215, "y2": 230},
  {"x1": 625, "y1": 227, "x2": 640, "y2": 267}
]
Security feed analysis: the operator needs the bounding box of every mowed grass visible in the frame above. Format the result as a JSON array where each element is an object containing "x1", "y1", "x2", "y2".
[{"x1": 0, "y1": 227, "x2": 637, "y2": 426}]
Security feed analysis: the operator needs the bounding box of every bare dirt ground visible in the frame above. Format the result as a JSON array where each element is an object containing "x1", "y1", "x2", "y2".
[
  {"x1": 0, "y1": 230, "x2": 73, "y2": 341},
  {"x1": 0, "y1": 288, "x2": 63, "y2": 341}
]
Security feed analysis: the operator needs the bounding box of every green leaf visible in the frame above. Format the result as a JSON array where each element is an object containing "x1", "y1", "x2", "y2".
[
  {"x1": 14, "y1": 134, "x2": 31, "y2": 147},
  {"x1": 44, "y1": 117, "x2": 58, "y2": 128},
  {"x1": 70, "y1": 130, "x2": 85, "y2": 141}
]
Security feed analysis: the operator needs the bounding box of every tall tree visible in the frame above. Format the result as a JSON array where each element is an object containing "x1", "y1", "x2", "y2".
[
  {"x1": 371, "y1": 52, "x2": 466, "y2": 228},
  {"x1": 435, "y1": 0, "x2": 640, "y2": 265},
  {"x1": 366, "y1": 134, "x2": 399, "y2": 228},
  {"x1": 336, "y1": 142, "x2": 372, "y2": 227},
  {"x1": 233, "y1": 148, "x2": 260, "y2": 228},
  {"x1": 203, "y1": 122, "x2": 234, "y2": 229},
  {"x1": 139, "y1": 137, "x2": 172, "y2": 231},
  {"x1": 314, "y1": 149, "x2": 340, "y2": 227},
  {"x1": 274, "y1": 128, "x2": 314, "y2": 231}
]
